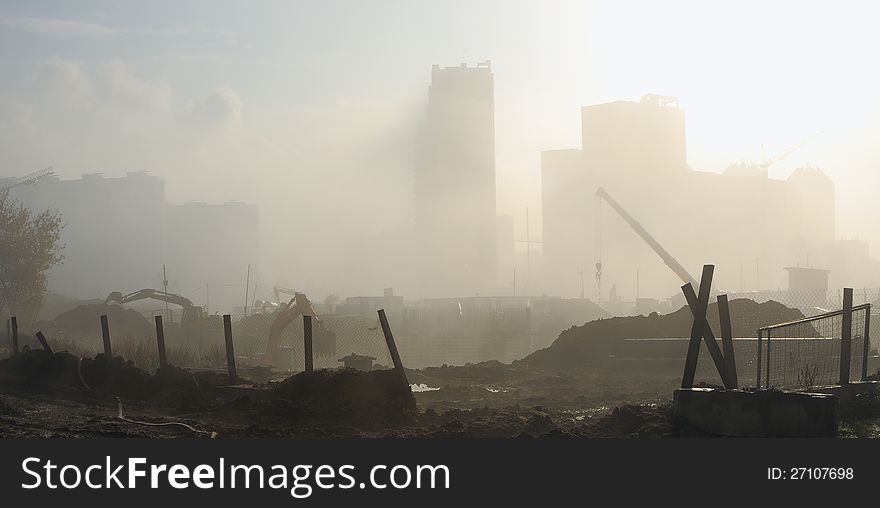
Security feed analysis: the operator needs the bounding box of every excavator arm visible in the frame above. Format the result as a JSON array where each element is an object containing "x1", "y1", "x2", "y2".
[
  {"x1": 105, "y1": 289, "x2": 204, "y2": 323},
  {"x1": 262, "y1": 292, "x2": 318, "y2": 367},
  {"x1": 595, "y1": 186, "x2": 698, "y2": 287}
]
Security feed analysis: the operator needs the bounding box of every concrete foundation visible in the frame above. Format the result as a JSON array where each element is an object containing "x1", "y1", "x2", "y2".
[
  {"x1": 809, "y1": 381, "x2": 879, "y2": 409},
  {"x1": 673, "y1": 388, "x2": 838, "y2": 437}
]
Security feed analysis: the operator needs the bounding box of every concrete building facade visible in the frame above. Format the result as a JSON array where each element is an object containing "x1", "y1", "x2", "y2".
[
  {"x1": 542, "y1": 94, "x2": 836, "y2": 303},
  {"x1": 415, "y1": 62, "x2": 497, "y2": 297}
]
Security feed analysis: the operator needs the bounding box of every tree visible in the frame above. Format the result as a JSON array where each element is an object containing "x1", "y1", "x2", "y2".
[{"x1": 0, "y1": 190, "x2": 64, "y2": 320}]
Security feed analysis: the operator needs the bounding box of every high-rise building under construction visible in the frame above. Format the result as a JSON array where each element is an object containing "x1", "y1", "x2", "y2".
[{"x1": 415, "y1": 62, "x2": 497, "y2": 296}]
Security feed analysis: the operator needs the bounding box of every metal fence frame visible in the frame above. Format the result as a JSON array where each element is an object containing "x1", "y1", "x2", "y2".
[{"x1": 756, "y1": 302, "x2": 871, "y2": 389}]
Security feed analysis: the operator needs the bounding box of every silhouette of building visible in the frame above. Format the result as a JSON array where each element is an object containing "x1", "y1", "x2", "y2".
[
  {"x1": 542, "y1": 94, "x2": 836, "y2": 301},
  {"x1": 415, "y1": 62, "x2": 497, "y2": 296},
  {"x1": 11, "y1": 172, "x2": 165, "y2": 299},
  {"x1": 11, "y1": 173, "x2": 259, "y2": 311}
]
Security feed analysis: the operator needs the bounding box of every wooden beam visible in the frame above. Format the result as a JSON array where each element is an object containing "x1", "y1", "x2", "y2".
[
  {"x1": 10, "y1": 316, "x2": 18, "y2": 355},
  {"x1": 303, "y1": 315, "x2": 314, "y2": 373},
  {"x1": 154, "y1": 315, "x2": 167, "y2": 369},
  {"x1": 223, "y1": 314, "x2": 237, "y2": 382},
  {"x1": 717, "y1": 294, "x2": 738, "y2": 388},
  {"x1": 681, "y1": 265, "x2": 716, "y2": 388},
  {"x1": 840, "y1": 288, "x2": 853, "y2": 385},
  {"x1": 100, "y1": 315, "x2": 112, "y2": 357},
  {"x1": 35, "y1": 331, "x2": 53, "y2": 353},
  {"x1": 378, "y1": 309, "x2": 410, "y2": 390}
]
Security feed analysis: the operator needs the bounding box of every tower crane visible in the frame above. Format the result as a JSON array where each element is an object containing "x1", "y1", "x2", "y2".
[
  {"x1": 757, "y1": 130, "x2": 823, "y2": 177},
  {"x1": 1, "y1": 167, "x2": 55, "y2": 191}
]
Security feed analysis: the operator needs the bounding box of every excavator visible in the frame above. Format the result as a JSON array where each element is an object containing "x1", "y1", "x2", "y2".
[
  {"x1": 104, "y1": 289, "x2": 205, "y2": 325},
  {"x1": 261, "y1": 291, "x2": 323, "y2": 367}
]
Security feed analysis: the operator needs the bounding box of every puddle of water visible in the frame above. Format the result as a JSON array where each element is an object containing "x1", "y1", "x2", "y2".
[
  {"x1": 485, "y1": 386, "x2": 509, "y2": 393},
  {"x1": 410, "y1": 383, "x2": 440, "y2": 392}
]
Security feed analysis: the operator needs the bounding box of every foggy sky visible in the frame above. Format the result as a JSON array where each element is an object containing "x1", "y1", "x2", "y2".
[{"x1": 1, "y1": 0, "x2": 879, "y2": 297}]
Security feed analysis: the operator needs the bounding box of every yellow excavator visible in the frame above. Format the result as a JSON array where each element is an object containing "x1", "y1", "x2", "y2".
[
  {"x1": 104, "y1": 289, "x2": 205, "y2": 325},
  {"x1": 262, "y1": 291, "x2": 320, "y2": 367}
]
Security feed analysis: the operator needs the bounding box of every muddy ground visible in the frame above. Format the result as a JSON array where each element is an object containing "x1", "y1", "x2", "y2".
[{"x1": 0, "y1": 350, "x2": 675, "y2": 438}]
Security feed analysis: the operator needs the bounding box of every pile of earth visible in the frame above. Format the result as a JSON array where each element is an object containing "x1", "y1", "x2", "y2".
[
  {"x1": 0, "y1": 349, "x2": 82, "y2": 393},
  {"x1": 53, "y1": 304, "x2": 153, "y2": 339},
  {"x1": 268, "y1": 368, "x2": 416, "y2": 424},
  {"x1": 584, "y1": 403, "x2": 672, "y2": 437},
  {"x1": 0, "y1": 350, "x2": 239, "y2": 406},
  {"x1": 520, "y1": 299, "x2": 806, "y2": 370}
]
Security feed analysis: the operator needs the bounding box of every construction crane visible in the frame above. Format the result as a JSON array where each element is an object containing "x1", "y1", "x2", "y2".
[
  {"x1": 757, "y1": 130, "x2": 824, "y2": 177},
  {"x1": 1, "y1": 167, "x2": 55, "y2": 191},
  {"x1": 595, "y1": 187, "x2": 698, "y2": 288},
  {"x1": 105, "y1": 289, "x2": 205, "y2": 325}
]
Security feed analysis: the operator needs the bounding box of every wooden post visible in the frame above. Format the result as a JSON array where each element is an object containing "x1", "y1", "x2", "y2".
[
  {"x1": 35, "y1": 331, "x2": 53, "y2": 353},
  {"x1": 223, "y1": 314, "x2": 237, "y2": 382},
  {"x1": 766, "y1": 329, "x2": 771, "y2": 389},
  {"x1": 303, "y1": 315, "x2": 314, "y2": 372},
  {"x1": 378, "y1": 309, "x2": 409, "y2": 390},
  {"x1": 10, "y1": 316, "x2": 18, "y2": 355},
  {"x1": 756, "y1": 329, "x2": 763, "y2": 389},
  {"x1": 681, "y1": 265, "x2": 714, "y2": 389},
  {"x1": 682, "y1": 282, "x2": 732, "y2": 388},
  {"x1": 100, "y1": 315, "x2": 112, "y2": 357},
  {"x1": 862, "y1": 304, "x2": 871, "y2": 381},
  {"x1": 154, "y1": 315, "x2": 168, "y2": 369},
  {"x1": 717, "y1": 294, "x2": 738, "y2": 388},
  {"x1": 5, "y1": 319, "x2": 10, "y2": 355},
  {"x1": 840, "y1": 288, "x2": 853, "y2": 385}
]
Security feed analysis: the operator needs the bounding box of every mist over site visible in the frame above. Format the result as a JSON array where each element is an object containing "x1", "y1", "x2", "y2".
[{"x1": 2, "y1": 0, "x2": 880, "y2": 439}]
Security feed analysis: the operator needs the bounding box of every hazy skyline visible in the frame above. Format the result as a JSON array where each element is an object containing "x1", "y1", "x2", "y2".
[{"x1": 2, "y1": 0, "x2": 880, "y2": 294}]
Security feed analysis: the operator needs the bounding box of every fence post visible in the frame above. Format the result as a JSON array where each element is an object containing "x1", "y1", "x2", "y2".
[
  {"x1": 718, "y1": 294, "x2": 738, "y2": 388},
  {"x1": 840, "y1": 288, "x2": 853, "y2": 385},
  {"x1": 378, "y1": 308, "x2": 410, "y2": 390},
  {"x1": 756, "y1": 329, "x2": 763, "y2": 389},
  {"x1": 35, "y1": 331, "x2": 53, "y2": 353},
  {"x1": 303, "y1": 315, "x2": 314, "y2": 372},
  {"x1": 100, "y1": 315, "x2": 112, "y2": 357},
  {"x1": 765, "y1": 329, "x2": 771, "y2": 389},
  {"x1": 154, "y1": 315, "x2": 168, "y2": 369},
  {"x1": 223, "y1": 314, "x2": 237, "y2": 382},
  {"x1": 10, "y1": 316, "x2": 18, "y2": 355},
  {"x1": 863, "y1": 304, "x2": 871, "y2": 381}
]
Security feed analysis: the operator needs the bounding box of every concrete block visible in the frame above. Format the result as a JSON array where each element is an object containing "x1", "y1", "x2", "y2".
[{"x1": 673, "y1": 388, "x2": 838, "y2": 437}]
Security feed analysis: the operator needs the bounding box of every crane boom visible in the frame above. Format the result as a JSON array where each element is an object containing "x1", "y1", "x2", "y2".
[
  {"x1": 104, "y1": 289, "x2": 204, "y2": 323},
  {"x1": 595, "y1": 186, "x2": 698, "y2": 287},
  {"x1": 1, "y1": 167, "x2": 55, "y2": 191}
]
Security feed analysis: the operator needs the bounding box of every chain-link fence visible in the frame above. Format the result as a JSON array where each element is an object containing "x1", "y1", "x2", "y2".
[
  {"x1": 3, "y1": 308, "x2": 399, "y2": 377},
  {"x1": 756, "y1": 303, "x2": 870, "y2": 390},
  {"x1": 231, "y1": 311, "x2": 394, "y2": 371}
]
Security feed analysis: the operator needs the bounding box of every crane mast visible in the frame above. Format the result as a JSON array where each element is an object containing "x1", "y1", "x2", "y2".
[{"x1": 595, "y1": 186, "x2": 698, "y2": 288}]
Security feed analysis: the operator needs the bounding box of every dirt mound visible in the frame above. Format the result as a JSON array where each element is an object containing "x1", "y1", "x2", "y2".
[
  {"x1": 54, "y1": 304, "x2": 153, "y2": 338},
  {"x1": 272, "y1": 368, "x2": 415, "y2": 424},
  {"x1": 587, "y1": 403, "x2": 672, "y2": 437},
  {"x1": 80, "y1": 354, "x2": 151, "y2": 399},
  {"x1": 521, "y1": 299, "x2": 805, "y2": 369},
  {"x1": 0, "y1": 350, "x2": 239, "y2": 407},
  {"x1": 0, "y1": 350, "x2": 83, "y2": 392}
]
